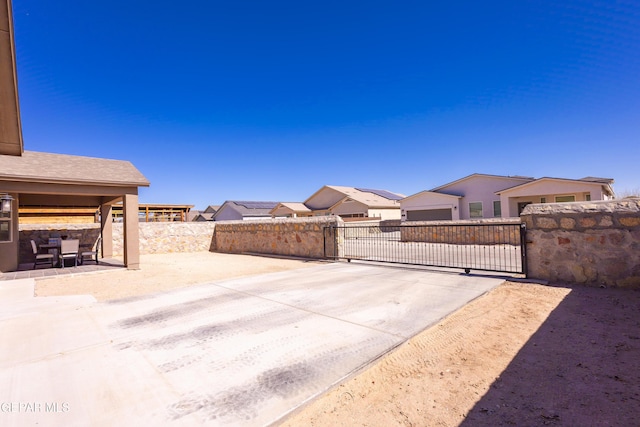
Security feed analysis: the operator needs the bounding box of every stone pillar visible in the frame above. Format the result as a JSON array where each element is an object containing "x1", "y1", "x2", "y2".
[
  {"x1": 123, "y1": 193, "x2": 140, "y2": 269},
  {"x1": 100, "y1": 203, "x2": 113, "y2": 258}
]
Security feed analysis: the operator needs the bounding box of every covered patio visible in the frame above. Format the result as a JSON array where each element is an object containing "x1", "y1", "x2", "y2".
[{"x1": 0, "y1": 151, "x2": 150, "y2": 273}]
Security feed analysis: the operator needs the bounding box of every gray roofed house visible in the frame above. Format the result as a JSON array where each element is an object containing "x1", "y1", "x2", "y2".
[
  {"x1": 203, "y1": 205, "x2": 220, "y2": 214},
  {"x1": 212, "y1": 201, "x2": 280, "y2": 221},
  {"x1": 190, "y1": 212, "x2": 215, "y2": 222},
  {"x1": 401, "y1": 173, "x2": 615, "y2": 221}
]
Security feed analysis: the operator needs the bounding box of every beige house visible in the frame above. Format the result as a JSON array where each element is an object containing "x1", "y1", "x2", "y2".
[
  {"x1": 401, "y1": 173, "x2": 615, "y2": 221},
  {"x1": 270, "y1": 202, "x2": 312, "y2": 218},
  {"x1": 302, "y1": 185, "x2": 405, "y2": 219},
  {"x1": 0, "y1": 1, "x2": 149, "y2": 272}
]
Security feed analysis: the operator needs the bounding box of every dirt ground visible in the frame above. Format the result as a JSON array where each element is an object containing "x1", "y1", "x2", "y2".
[
  {"x1": 33, "y1": 253, "x2": 640, "y2": 426},
  {"x1": 283, "y1": 281, "x2": 640, "y2": 427}
]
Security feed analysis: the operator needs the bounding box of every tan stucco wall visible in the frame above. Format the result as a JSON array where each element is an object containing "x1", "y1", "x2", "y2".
[
  {"x1": 368, "y1": 208, "x2": 402, "y2": 220},
  {"x1": 400, "y1": 192, "x2": 461, "y2": 221},
  {"x1": 521, "y1": 199, "x2": 640, "y2": 288}
]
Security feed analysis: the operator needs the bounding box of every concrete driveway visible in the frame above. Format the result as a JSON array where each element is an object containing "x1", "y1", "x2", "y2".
[{"x1": 0, "y1": 263, "x2": 504, "y2": 426}]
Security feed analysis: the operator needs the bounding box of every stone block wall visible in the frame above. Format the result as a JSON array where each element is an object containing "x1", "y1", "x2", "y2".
[
  {"x1": 19, "y1": 224, "x2": 101, "y2": 263},
  {"x1": 213, "y1": 217, "x2": 343, "y2": 259},
  {"x1": 112, "y1": 222, "x2": 216, "y2": 255},
  {"x1": 521, "y1": 199, "x2": 640, "y2": 288},
  {"x1": 400, "y1": 218, "x2": 522, "y2": 245},
  {"x1": 20, "y1": 222, "x2": 216, "y2": 261}
]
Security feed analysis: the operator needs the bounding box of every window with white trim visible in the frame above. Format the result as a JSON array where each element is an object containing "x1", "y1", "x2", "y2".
[
  {"x1": 469, "y1": 202, "x2": 483, "y2": 218},
  {"x1": 0, "y1": 209, "x2": 11, "y2": 242},
  {"x1": 493, "y1": 201, "x2": 502, "y2": 217}
]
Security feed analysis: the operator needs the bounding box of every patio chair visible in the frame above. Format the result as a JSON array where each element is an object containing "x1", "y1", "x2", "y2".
[
  {"x1": 30, "y1": 239, "x2": 55, "y2": 269},
  {"x1": 59, "y1": 239, "x2": 80, "y2": 268},
  {"x1": 79, "y1": 237, "x2": 100, "y2": 265}
]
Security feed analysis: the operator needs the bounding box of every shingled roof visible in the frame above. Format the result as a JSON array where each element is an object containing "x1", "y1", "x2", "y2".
[{"x1": 0, "y1": 151, "x2": 150, "y2": 187}]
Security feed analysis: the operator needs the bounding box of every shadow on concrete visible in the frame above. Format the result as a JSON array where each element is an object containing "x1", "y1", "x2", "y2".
[
  {"x1": 1, "y1": 258, "x2": 125, "y2": 281},
  {"x1": 460, "y1": 285, "x2": 640, "y2": 426}
]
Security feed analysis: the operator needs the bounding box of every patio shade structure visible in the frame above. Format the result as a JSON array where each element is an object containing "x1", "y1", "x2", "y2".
[
  {"x1": 0, "y1": 0, "x2": 150, "y2": 272},
  {"x1": 0, "y1": 152, "x2": 150, "y2": 272}
]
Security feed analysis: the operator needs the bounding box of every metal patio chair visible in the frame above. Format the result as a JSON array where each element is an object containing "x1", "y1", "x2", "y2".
[
  {"x1": 79, "y1": 237, "x2": 100, "y2": 265},
  {"x1": 30, "y1": 239, "x2": 55, "y2": 269},
  {"x1": 59, "y1": 239, "x2": 80, "y2": 268}
]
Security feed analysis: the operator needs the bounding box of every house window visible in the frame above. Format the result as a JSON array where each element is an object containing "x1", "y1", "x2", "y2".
[
  {"x1": 0, "y1": 209, "x2": 11, "y2": 242},
  {"x1": 585, "y1": 194, "x2": 591, "y2": 201},
  {"x1": 469, "y1": 202, "x2": 483, "y2": 218},
  {"x1": 555, "y1": 195, "x2": 576, "y2": 203},
  {"x1": 540, "y1": 197, "x2": 546, "y2": 203},
  {"x1": 493, "y1": 201, "x2": 502, "y2": 217}
]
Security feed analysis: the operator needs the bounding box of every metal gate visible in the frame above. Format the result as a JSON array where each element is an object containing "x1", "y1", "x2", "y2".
[{"x1": 324, "y1": 222, "x2": 527, "y2": 275}]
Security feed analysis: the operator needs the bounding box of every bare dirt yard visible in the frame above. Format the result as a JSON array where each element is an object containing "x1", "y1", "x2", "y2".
[
  {"x1": 283, "y1": 281, "x2": 640, "y2": 427},
  {"x1": 33, "y1": 253, "x2": 640, "y2": 426}
]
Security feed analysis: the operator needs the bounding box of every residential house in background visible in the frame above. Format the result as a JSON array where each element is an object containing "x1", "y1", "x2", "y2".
[
  {"x1": 188, "y1": 205, "x2": 218, "y2": 221},
  {"x1": 495, "y1": 176, "x2": 614, "y2": 217},
  {"x1": 401, "y1": 173, "x2": 615, "y2": 221},
  {"x1": 269, "y1": 202, "x2": 312, "y2": 218},
  {"x1": 302, "y1": 185, "x2": 404, "y2": 219},
  {"x1": 212, "y1": 201, "x2": 279, "y2": 221}
]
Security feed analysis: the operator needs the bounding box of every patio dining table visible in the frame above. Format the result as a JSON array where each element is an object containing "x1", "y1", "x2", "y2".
[{"x1": 38, "y1": 242, "x2": 61, "y2": 267}]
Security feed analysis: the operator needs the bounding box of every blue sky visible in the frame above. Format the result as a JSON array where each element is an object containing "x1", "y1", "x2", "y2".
[{"x1": 11, "y1": 0, "x2": 640, "y2": 209}]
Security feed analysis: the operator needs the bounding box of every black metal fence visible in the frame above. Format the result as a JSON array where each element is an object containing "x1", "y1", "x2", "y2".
[{"x1": 324, "y1": 222, "x2": 527, "y2": 275}]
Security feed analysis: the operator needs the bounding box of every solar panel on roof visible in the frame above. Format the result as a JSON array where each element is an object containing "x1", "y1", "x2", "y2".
[
  {"x1": 356, "y1": 188, "x2": 403, "y2": 201},
  {"x1": 235, "y1": 201, "x2": 279, "y2": 209}
]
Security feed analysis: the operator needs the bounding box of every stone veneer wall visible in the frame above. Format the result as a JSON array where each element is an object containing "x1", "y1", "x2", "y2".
[
  {"x1": 19, "y1": 222, "x2": 216, "y2": 261},
  {"x1": 521, "y1": 199, "x2": 640, "y2": 288},
  {"x1": 213, "y1": 217, "x2": 343, "y2": 259},
  {"x1": 400, "y1": 218, "x2": 522, "y2": 245},
  {"x1": 19, "y1": 223, "x2": 101, "y2": 263},
  {"x1": 112, "y1": 222, "x2": 216, "y2": 255}
]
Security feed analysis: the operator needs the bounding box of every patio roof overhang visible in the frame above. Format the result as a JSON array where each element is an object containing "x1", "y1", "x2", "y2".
[
  {"x1": 0, "y1": 0, "x2": 23, "y2": 157},
  {"x1": 0, "y1": 151, "x2": 150, "y2": 273}
]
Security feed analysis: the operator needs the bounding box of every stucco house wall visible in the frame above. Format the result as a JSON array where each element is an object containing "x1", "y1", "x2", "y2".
[
  {"x1": 212, "y1": 204, "x2": 242, "y2": 221},
  {"x1": 439, "y1": 175, "x2": 532, "y2": 219},
  {"x1": 400, "y1": 192, "x2": 461, "y2": 221},
  {"x1": 330, "y1": 199, "x2": 368, "y2": 217},
  {"x1": 499, "y1": 179, "x2": 614, "y2": 217},
  {"x1": 368, "y1": 208, "x2": 402, "y2": 220}
]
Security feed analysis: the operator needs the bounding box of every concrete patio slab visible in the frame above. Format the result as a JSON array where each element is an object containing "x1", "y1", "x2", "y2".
[{"x1": 0, "y1": 262, "x2": 504, "y2": 426}]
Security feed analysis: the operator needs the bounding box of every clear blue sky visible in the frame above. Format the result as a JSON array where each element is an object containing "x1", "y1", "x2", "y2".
[{"x1": 11, "y1": 1, "x2": 640, "y2": 209}]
